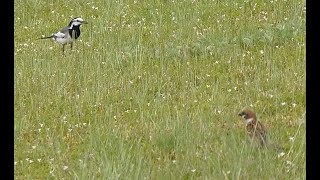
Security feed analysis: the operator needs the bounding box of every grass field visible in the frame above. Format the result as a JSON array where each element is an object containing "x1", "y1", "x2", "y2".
[{"x1": 14, "y1": 0, "x2": 305, "y2": 179}]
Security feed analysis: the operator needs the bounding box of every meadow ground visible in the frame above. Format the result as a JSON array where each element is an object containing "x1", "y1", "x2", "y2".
[{"x1": 14, "y1": 0, "x2": 305, "y2": 179}]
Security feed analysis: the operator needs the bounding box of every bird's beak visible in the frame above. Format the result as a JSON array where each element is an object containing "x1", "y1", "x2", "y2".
[
  {"x1": 82, "y1": 21, "x2": 88, "y2": 24},
  {"x1": 238, "y1": 112, "x2": 243, "y2": 117}
]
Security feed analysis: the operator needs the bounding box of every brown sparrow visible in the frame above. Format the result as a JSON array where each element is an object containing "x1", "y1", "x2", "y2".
[
  {"x1": 238, "y1": 110, "x2": 268, "y2": 147},
  {"x1": 238, "y1": 110, "x2": 284, "y2": 151}
]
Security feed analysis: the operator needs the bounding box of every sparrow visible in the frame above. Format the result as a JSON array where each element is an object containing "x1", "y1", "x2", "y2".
[
  {"x1": 238, "y1": 109, "x2": 268, "y2": 147},
  {"x1": 238, "y1": 109, "x2": 284, "y2": 151}
]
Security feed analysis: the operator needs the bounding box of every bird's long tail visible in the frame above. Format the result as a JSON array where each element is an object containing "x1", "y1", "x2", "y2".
[{"x1": 39, "y1": 35, "x2": 53, "y2": 40}]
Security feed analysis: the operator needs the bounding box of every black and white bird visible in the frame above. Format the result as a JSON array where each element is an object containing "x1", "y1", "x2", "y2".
[{"x1": 40, "y1": 17, "x2": 88, "y2": 53}]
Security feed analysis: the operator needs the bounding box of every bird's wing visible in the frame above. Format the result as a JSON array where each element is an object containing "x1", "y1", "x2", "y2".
[
  {"x1": 53, "y1": 26, "x2": 70, "y2": 38},
  {"x1": 256, "y1": 121, "x2": 268, "y2": 142},
  {"x1": 258, "y1": 121, "x2": 267, "y2": 134},
  {"x1": 53, "y1": 32, "x2": 65, "y2": 38}
]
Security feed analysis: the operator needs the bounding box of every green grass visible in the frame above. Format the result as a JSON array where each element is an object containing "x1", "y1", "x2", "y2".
[{"x1": 14, "y1": 0, "x2": 305, "y2": 179}]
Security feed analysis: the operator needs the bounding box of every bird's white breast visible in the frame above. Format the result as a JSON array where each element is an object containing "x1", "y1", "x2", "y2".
[{"x1": 245, "y1": 118, "x2": 254, "y2": 124}]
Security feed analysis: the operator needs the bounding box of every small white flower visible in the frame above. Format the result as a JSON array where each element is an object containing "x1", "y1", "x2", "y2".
[
  {"x1": 289, "y1": 136, "x2": 295, "y2": 141},
  {"x1": 281, "y1": 102, "x2": 286, "y2": 106},
  {"x1": 172, "y1": 160, "x2": 176, "y2": 164},
  {"x1": 32, "y1": 146, "x2": 36, "y2": 149},
  {"x1": 277, "y1": 152, "x2": 285, "y2": 158},
  {"x1": 292, "y1": 103, "x2": 297, "y2": 107},
  {"x1": 191, "y1": 169, "x2": 196, "y2": 173},
  {"x1": 260, "y1": 50, "x2": 264, "y2": 54},
  {"x1": 63, "y1": 166, "x2": 68, "y2": 170}
]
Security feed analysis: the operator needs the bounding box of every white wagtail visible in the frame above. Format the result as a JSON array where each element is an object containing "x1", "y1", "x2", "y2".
[{"x1": 40, "y1": 17, "x2": 88, "y2": 53}]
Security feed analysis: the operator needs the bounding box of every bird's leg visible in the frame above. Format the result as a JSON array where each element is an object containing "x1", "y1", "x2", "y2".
[
  {"x1": 70, "y1": 42, "x2": 73, "y2": 50},
  {"x1": 62, "y1": 44, "x2": 66, "y2": 55}
]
